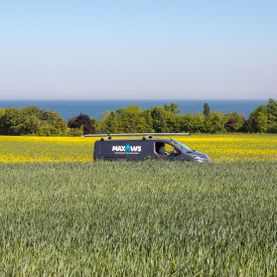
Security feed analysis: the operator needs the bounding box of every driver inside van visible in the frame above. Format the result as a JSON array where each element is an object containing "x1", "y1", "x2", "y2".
[
  {"x1": 156, "y1": 142, "x2": 166, "y2": 156},
  {"x1": 159, "y1": 143, "x2": 166, "y2": 155}
]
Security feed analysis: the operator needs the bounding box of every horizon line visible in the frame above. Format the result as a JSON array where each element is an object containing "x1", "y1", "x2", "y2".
[{"x1": 0, "y1": 98, "x2": 270, "y2": 101}]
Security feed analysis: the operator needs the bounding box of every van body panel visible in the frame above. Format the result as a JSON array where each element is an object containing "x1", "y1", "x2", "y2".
[{"x1": 94, "y1": 139, "x2": 153, "y2": 161}]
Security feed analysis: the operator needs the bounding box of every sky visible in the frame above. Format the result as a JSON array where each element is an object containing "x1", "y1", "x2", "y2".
[{"x1": 0, "y1": 0, "x2": 276, "y2": 100}]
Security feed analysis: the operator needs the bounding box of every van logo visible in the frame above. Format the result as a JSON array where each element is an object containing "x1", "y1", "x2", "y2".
[
  {"x1": 112, "y1": 144, "x2": 142, "y2": 153},
  {"x1": 125, "y1": 144, "x2": 131, "y2": 152}
]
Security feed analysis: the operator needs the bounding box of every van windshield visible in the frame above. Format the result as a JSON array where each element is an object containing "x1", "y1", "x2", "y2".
[{"x1": 171, "y1": 140, "x2": 193, "y2": 153}]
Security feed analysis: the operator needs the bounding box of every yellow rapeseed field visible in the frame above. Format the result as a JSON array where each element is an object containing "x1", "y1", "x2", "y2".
[{"x1": 0, "y1": 134, "x2": 276, "y2": 163}]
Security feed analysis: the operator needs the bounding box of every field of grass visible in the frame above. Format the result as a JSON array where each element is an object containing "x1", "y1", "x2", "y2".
[
  {"x1": 0, "y1": 134, "x2": 276, "y2": 275},
  {"x1": 0, "y1": 161, "x2": 277, "y2": 275},
  {"x1": 0, "y1": 134, "x2": 276, "y2": 162}
]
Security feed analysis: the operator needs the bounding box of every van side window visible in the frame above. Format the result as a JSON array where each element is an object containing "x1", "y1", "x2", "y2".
[
  {"x1": 164, "y1": 143, "x2": 175, "y2": 155},
  {"x1": 155, "y1": 142, "x2": 180, "y2": 156}
]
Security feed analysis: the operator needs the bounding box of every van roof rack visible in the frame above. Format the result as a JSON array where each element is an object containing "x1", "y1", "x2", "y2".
[{"x1": 83, "y1": 132, "x2": 190, "y2": 137}]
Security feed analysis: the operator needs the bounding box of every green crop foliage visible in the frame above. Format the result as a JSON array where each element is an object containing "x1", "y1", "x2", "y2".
[{"x1": 0, "y1": 161, "x2": 277, "y2": 276}]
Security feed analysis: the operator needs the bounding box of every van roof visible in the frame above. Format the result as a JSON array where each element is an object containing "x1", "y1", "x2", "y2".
[{"x1": 98, "y1": 138, "x2": 173, "y2": 143}]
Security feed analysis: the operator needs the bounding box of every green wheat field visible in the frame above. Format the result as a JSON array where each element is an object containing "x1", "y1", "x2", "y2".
[{"x1": 0, "y1": 135, "x2": 277, "y2": 276}]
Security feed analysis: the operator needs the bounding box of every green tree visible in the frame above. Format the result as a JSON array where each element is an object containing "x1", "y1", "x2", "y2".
[
  {"x1": 38, "y1": 110, "x2": 67, "y2": 136},
  {"x1": 0, "y1": 108, "x2": 5, "y2": 118},
  {"x1": 0, "y1": 107, "x2": 27, "y2": 135},
  {"x1": 0, "y1": 108, "x2": 5, "y2": 133},
  {"x1": 203, "y1": 103, "x2": 210, "y2": 117},
  {"x1": 248, "y1": 105, "x2": 269, "y2": 133},
  {"x1": 150, "y1": 107, "x2": 168, "y2": 132},
  {"x1": 163, "y1": 103, "x2": 180, "y2": 114},
  {"x1": 248, "y1": 99, "x2": 277, "y2": 133},
  {"x1": 256, "y1": 111, "x2": 269, "y2": 133},
  {"x1": 150, "y1": 107, "x2": 178, "y2": 133},
  {"x1": 204, "y1": 112, "x2": 226, "y2": 133},
  {"x1": 0, "y1": 106, "x2": 67, "y2": 136},
  {"x1": 266, "y1": 98, "x2": 277, "y2": 132},
  {"x1": 180, "y1": 113, "x2": 206, "y2": 133},
  {"x1": 98, "y1": 106, "x2": 153, "y2": 133}
]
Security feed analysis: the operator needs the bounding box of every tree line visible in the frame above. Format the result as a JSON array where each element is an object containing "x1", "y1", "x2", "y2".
[{"x1": 0, "y1": 99, "x2": 276, "y2": 136}]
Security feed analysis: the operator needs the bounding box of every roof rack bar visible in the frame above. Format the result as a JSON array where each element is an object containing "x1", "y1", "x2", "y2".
[{"x1": 83, "y1": 132, "x2": 190, "y2": 137}]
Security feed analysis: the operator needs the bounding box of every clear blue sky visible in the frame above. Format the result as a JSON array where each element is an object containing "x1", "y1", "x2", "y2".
[{"x1": 0, "y1": 0, "x2": 276, "y2": 99}]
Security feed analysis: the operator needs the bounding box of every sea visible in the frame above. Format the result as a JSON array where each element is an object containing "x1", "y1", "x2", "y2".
[{"x1": 0, "y1": 100, "x2": 267, "y2": 121}]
